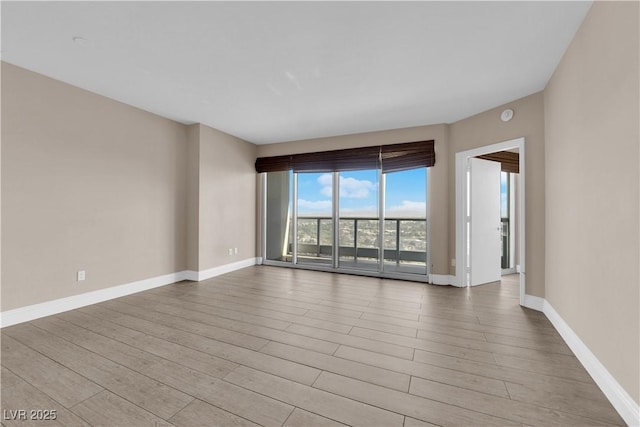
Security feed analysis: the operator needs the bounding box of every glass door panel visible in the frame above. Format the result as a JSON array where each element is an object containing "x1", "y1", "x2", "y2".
[
  {"x1": 337, "y1": 170, "x2": 379, "y2": 271},
  {"x1": 384, "y1": 168, "x2": 427, "y2": 275},
  {"x1": 296, "y1": 172, "x2": 333, "y2": 266},
  {"x1": 265, "y1": 167, "x2": 430, "y2": 279},
  {"x1": 265, "y1": 171, "x2": 293, "y2": 262}
]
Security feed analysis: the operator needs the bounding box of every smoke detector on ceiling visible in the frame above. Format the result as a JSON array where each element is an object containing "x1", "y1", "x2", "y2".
[{"x1": 500, "y1": 108, "x2": 514, "y2": 122}]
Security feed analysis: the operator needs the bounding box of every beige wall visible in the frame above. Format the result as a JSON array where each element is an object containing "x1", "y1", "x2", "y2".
[
  {"x1": 544, "y1": 1, "x2": 639, "y2": 405},
  {"x1": 1, "y1": 62, "x2": 188, "y2": 311},
  {"x1": 257, "y1": 124, "x2": 450, "y2": 275},
  {"x1": 1, "y1": 63, "x2": 258, "y2": 312},
  {"x1": 449, "y1": 92, "x2": 546, "y2": 297},
  {"x1": 197, "y1": 124, "x2": 257, "y2": 270}
]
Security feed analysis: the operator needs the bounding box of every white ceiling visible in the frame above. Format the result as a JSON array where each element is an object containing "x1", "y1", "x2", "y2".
[{"x1": 1, "y1": 1, "x2": 591, "y2": 145}]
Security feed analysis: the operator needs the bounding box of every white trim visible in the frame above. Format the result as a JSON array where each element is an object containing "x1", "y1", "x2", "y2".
[
  {"x1": 292, "y1": 172, "x2": 298, "y2": 265},
  {"x1": 378, "y1": 170, "x2": 385, "y2": 275},
  {"x1": 522, "y1": 294, "x2": 545, "y2": 312},
  {"x1": 0, "y1": 271, "x2": 188, "y2": 328},
  {"x1": 260, "y1": 173, "x2": 267, "y2": 261},
  {"x1": 425, "y1": 167, "x2": 431, "y2": 278},
  {"x1": 543, "y1": 301, "x2": 640, "y2": 427},
  {"x1": 183, "y1": 270, "x2": 199, "y2": 281},
  {"x1": 502, "y1": 294, "x2": 639, "y2": 426},
  {"x1": 0, "y1": 257, "x2": 261, "y2": 328},
  {"x1": 454, "y1": 151, "x2": 466, "y2": 287},
  {"x1": 429, "y1": 274, "x2": 457, "y2": 286},
  {"x1": 333, "y1": 171, "x2": 340, "y2": 270},
  {"x1": 455, "y1": 137, "x2": 526, "y2": 305},
  {"x1": 194, "y1": 257, "x2": 261, "y2": 281}
]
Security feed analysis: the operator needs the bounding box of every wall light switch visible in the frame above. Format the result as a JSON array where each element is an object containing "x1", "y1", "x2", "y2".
[
  {"x1": 451, "y1": 259, "x2": 456, "y2": 267},
  {"x1": 228, "y1": 248, "x2": 233, "y2": 255},
  {"x1": 77, "y1": 270, "x2": 86, "y2": 281},
  {"x1": 234, "y1": 248, "x2": 238, "y2": 255}
]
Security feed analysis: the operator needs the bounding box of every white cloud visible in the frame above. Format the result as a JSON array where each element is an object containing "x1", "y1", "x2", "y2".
[
  {"x1": 317, "y1": 173, "x2": 333, "y2": 186},
  {"x1": 341, "y1": 176, "x2": 377, "y2": 198},
  {"x1": 386, "y1": 200, "x2": 426, "y2": 218},
  {"x1": 298, "y1": 199, "x2": 332, "y2": 216},
  {"x1": 318, "y1": 173, "x2": 333, "y2": 197},
  {"x1": 317, "y1": 173, "x2": 376, "y2": 199},
  {"x1": 298, "y1": 199, "x2": 332, "y2": 211}
]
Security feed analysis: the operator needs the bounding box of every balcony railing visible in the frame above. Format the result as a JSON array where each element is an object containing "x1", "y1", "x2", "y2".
[
  {"x1": 292, "y1": 217, "x2": 427, "y2": 264},
  {"x1": 290, "y1": 216, "x2": 512, "y2": 268}
]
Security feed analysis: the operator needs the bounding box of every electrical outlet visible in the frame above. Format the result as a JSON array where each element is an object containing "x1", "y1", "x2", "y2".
[
  {"x1": 451, "y1": 259, "x2": 456, "y2": 267},
  {"x1": 234, "y1": 248, "x2": 238, "y2": 255},
  {"x1": 228, "y1": 248, "x2": 233, "y2": 255},
  {"x1": 77, "y1": 270, "x2": 86, "y2": 281}
]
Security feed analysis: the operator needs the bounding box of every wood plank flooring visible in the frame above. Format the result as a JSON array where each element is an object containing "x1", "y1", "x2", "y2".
[{"x1": 1, "y1": 266, "x2": 625, "y2": 426}]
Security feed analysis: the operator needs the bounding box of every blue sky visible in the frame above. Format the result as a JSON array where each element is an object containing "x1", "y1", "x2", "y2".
[
  {"x1": 296, "y1": 168, "x2": 427, "y2": 218},
  {"x1": 501, "y1": 172, "x2": 508, "y2": 217},
  {"x1": 295, "y1": 168, "x2": 509, "y2": 218}
]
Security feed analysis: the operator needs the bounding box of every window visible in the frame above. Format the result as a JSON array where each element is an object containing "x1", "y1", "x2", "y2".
[{"x1": 260, "y1": 141, "x2": 434, "y2": 280}]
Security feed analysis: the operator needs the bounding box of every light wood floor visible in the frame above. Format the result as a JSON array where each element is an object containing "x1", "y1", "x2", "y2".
[{"x1": 1, "y1": 266, "x2": 624, "y2": 426}]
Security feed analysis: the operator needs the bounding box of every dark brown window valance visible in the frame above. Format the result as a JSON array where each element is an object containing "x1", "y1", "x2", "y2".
[
  {"x1": 381, "y1": 140, "x2": 435, "y2": 173},
  {"x1": 291, "y1": 146, "x2": 380, "y2": 172},
  {"x1": 254, "y1": 155, "x2": 293, "y2": 173},
  {"x1": 255, "y1": 140, "x2": 435, "y2": 173},
  {"x1": 476, "y1": 151, "x2": 519, "y2": 174}
]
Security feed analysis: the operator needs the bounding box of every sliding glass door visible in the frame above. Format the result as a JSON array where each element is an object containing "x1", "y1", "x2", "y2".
[
  {"x1": 295, "y1": 172, "x2": 333, "y2": 266},
  {"x1": 265, "y1": 170, "x2": 292, "y2": 263},
  {"x1": 337, "y1": 169, "x2": 380, "y2": 272},
  {"x1": 383, "y1": 168, "x2": 428, "y2": 275},
  {"x1": 263, "y1": 167, "x2": 428, "y2": 279}
]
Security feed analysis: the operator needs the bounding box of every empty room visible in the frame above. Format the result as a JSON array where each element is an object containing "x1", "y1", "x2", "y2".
[{"x1": 1, "y1": 2, "x2": 638, "y2": 426}]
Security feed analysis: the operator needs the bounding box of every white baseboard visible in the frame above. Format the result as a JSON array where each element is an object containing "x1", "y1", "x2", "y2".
[
  {"x1": 428, "y1": 274, "x2": 450, "y2": 285},
  {"x1": 542, "y1": 301, "x2": 639, "y2": 427},
  {"x1": 0, "y1": 271, "x2": 188, "y2": 328},
  {"x1": 0, "y1": 257, "x2": 261, "y2": 328},
  {"x1": 193, "y1": 257, "x2": 261, "y2": 281},
  {"x1": 183, "y1": 270, "x2": 199, "y2": 281},
  {"x1": 521, "y1": 295, "x2": 639, "y2": 425},
  {"x1": 522, "y1": 294, "x2": 545, "y2": 311},
  {"x1": 428, "y1": 274, "x2": 457, "y2": 286}
]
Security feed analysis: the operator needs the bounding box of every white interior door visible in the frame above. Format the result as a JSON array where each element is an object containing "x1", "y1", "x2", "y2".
[{"x1": 469, "y1": 158, "x2": 501, "y2": 286}]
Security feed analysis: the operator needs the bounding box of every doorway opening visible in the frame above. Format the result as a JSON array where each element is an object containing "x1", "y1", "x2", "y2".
[
  {"x1": 500, "y1": 171, "x2": 518, "y2": 275},
  {"x1": 455, "y1": 137, "x2": 525, "y2": 306}
]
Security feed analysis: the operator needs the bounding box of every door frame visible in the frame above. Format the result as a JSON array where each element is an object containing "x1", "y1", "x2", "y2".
[{"x1": 454, "y1": 137, "x2": 526, "y2": 306}]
